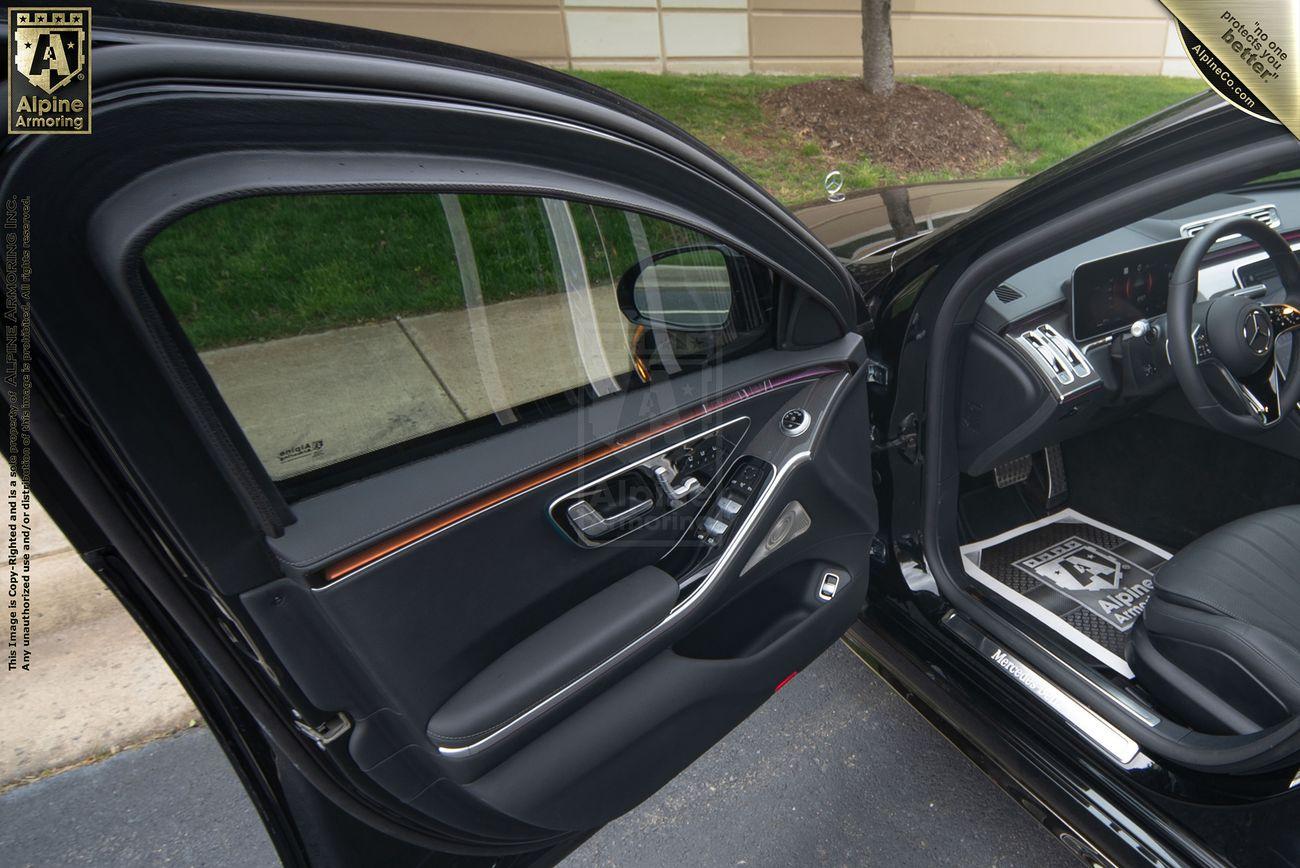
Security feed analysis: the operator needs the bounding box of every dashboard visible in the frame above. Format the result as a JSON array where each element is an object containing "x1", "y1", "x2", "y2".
[
  {"x1": 976, "y1": 191, "x2": 1299, "y2": 337},
  {"x1": 958, "y1": 188, "x2": 1300, "y2": 476}
]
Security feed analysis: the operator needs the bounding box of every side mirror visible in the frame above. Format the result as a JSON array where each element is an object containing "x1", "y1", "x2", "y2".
[{"x1": 617, "y1": 244, "x2": 736, "y2": 332}]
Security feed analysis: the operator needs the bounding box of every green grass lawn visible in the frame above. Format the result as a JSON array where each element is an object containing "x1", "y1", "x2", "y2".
[
  {"x1": 574, "y1": 71, "x2": 1206, "y2": 202},
  {"x1": 147, "y1": 72, "x2": 1207, "y2": 350},
  {"x1": 147, "y1": 192, "x2": 694, "y2": 349}
]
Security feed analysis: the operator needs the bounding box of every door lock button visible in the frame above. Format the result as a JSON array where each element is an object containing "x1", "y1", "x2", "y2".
[{"x1": 817, "y1": 572, "x2": 841, "y2": 601}]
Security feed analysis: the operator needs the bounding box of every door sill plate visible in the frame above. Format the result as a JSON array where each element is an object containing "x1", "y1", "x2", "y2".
[{"x1": 944, "y1": 611, "x2": 1147, "y2": 768}]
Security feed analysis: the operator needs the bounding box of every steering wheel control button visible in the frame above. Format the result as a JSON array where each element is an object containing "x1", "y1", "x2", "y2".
[
  {"x1": 817, "y1": 572, "x2": 842, "y2": 602},
  {"x1": 780, "y1": 408, "x2": 811, "y2": 437},
  {"x1": 1268, "y1": 303, "x2": 1300, "y2": 332},
  {"x1": 1194, "y1": 329, "x2": 1212, "y2": 362}
]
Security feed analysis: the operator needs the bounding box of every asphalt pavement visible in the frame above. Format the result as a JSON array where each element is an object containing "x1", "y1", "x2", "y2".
[{"x1": 0, "y1": 642, "x2": 1075, "y2": 867}]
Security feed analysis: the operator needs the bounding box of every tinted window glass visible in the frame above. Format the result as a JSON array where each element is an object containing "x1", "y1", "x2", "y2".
[{"x1": 144, "y1": 192, "x2": 773, "y2": 482}]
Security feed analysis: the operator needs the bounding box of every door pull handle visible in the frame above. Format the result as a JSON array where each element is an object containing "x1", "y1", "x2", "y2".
[{"x1": 653, "y1": 465, "x2": 701, "y2": 507}]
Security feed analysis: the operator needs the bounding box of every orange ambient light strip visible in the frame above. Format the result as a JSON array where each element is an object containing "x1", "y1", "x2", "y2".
[{"x1": 319, "y1": 365, "x2": 842, "y2": 584}]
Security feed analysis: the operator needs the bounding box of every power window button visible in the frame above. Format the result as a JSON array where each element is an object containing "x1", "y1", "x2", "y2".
[
  {"x1": 702, "y1": 516, "x2": 730, "y2": 537},
  {"x1": 716, "y1": 496, "x2": 743, "y2": 516}
]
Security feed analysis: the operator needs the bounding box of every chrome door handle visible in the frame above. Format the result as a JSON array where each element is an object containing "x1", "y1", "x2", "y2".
[
  {"x1": 653, "y1": 465, "x2": 701, "y2": 507},
  {"x1": 566, "y1": 496, "x2": 654, "y2": 539}
]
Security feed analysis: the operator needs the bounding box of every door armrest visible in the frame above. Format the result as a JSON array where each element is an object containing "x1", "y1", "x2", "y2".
[{"x1": 427, "y1": 565, "x2": 678, "y2": 746}]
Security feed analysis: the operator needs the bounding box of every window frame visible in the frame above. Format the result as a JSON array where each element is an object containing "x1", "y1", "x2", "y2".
[{"x1": 88, "y1": 111, "x2": 853, "y2": 531}]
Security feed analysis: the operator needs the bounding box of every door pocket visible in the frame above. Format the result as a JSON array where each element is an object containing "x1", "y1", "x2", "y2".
[{"x1": 674, "y1": 560, "x2": 854, "y2": 660}]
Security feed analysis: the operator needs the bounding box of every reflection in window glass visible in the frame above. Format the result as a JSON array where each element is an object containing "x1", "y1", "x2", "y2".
[
  {"x1": 633, "y1": 248, "x2": 733, "y2": 331},
  {"x1": 144, "y1": 193, "x2": 766, "y2": 482}
]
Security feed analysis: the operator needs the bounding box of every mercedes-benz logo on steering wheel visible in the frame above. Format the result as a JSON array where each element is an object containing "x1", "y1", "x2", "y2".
[{"x1": 1244, "y1": 308, "x2": 1274, "y2": 355}]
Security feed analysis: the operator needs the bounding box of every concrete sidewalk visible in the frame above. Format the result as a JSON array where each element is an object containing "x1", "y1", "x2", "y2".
[
  {"x1": 202, "y1": 292, "x2": 635, "y2": 480},
  {"x1": 0, "y1": 490, "x2": 198, "y2": 788}
]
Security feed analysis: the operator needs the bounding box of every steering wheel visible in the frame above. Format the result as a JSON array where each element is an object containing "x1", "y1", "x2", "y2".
[{"x1": 1168, "y1": 216, "x2": 1300, "y2": 434}]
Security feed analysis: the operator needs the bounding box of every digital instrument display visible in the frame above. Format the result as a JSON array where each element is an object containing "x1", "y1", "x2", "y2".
[
  {"x1": 1070, "y1": 238, "x2": 1188, "y2": 342},
  {"x1": 1235, "y1": 258, "x2": 1283, "y2": 295}
]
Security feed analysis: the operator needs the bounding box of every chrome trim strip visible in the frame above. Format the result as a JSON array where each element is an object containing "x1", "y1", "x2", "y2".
[
  {"x1": 1232, "y1": 282, "x2": 1270, "y2": 297},
  {"x1": 437, "y1": 447, "x2": 813, "y2": 757},
  {"x1": 1080, "y1": 335, "x2": 1114, "y2": 353},
  {"x1": 1020, "y1": 632, "x2": 1162, "y2": 728},
  {"x1": 961, "y1": 604, "x2": 1162, "y2": 727},
  {"x1": 989, "y1": 645, "x2": 1142, "y2": 765}
]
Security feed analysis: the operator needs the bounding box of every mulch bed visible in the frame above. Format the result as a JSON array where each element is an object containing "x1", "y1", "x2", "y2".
[{"x1": 760, "y1": 79, "x2": 1012, "y2": 174}]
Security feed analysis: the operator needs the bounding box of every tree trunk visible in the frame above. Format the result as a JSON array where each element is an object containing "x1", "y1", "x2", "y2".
[
  {"x1": 881, "y1": 186, "x2": 917, "y2": 241},
  {"x1": 861, "y1": 0, "x2": 895, "y2": 97}
]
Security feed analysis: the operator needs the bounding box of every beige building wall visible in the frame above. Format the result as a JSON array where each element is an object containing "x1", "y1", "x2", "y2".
[{"x1": 173, "y1": 0, "x2": 1197, "y2": 77}]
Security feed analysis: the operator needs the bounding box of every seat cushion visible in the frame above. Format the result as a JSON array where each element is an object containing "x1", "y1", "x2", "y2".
[{"x1": 1130, "y1": 506, "x2": 1300, "y2": 734}]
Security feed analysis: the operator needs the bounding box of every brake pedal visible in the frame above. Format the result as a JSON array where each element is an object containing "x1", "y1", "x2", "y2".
[{"x1": 993, "y1": 455, "x2": 1033, "y2": 488}]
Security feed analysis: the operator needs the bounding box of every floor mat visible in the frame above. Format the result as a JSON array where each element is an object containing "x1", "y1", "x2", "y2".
[{"x1": 959, "y1": 509, "x2": 1173, "y2": 679}]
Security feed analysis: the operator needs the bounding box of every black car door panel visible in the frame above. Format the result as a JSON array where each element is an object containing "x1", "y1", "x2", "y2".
[
  {"x1": 14, "y1": 2, "x2": 879, "y2": 855},
  {"x1": 424, "y1": 564, "x2": 681, "y2": 747},
  {"x1": 261, "y1": 340, "x2": 861, "y2": 577},
  {"x1": 239, "y1": 356, "x2": 873, "y2": 825}
]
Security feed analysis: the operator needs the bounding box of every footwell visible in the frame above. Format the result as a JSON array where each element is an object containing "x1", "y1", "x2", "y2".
[{"x1": 959, "y1": 509, "x2": 1173, "y2": 680}]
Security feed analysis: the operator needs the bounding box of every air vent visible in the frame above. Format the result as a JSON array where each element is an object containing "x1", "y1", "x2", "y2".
[
  {"x1": 1014, "y1": 325, "x2": 1094, "y2": 397},
  {"x1": 1250, "y1": 206, "x2": 1280, "y2": 226},
  {"x1": 1180, "y1": 204, "x2": 1279, "y2": 239},
  {"x1": 993, "y1": 284, "x2": 1023, "y2": 304}
]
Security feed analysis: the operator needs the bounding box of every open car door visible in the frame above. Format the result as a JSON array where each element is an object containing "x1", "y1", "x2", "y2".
[{"x1": 10, "y1": 1, "x2": 879, "y2": 862}]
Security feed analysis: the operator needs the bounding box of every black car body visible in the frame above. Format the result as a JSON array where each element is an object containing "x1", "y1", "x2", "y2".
[{"x1": 10, "y1": 3, "x2": 1300, "y2": 866}]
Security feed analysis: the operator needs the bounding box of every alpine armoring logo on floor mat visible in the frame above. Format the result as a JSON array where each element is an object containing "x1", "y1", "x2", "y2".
[{"x1": 1013, "y1": 536, "x2": 1156, "y2": 631}]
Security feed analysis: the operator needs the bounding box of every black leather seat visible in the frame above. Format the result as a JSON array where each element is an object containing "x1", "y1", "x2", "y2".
[{"x1": 1130, "y1": 506, "x2": 1300, "y2": 735}]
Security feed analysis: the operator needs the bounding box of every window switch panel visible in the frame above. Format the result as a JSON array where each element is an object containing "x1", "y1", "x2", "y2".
[{"x1": 690, "y1": 457, "x2": 771, "y2": 547}]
